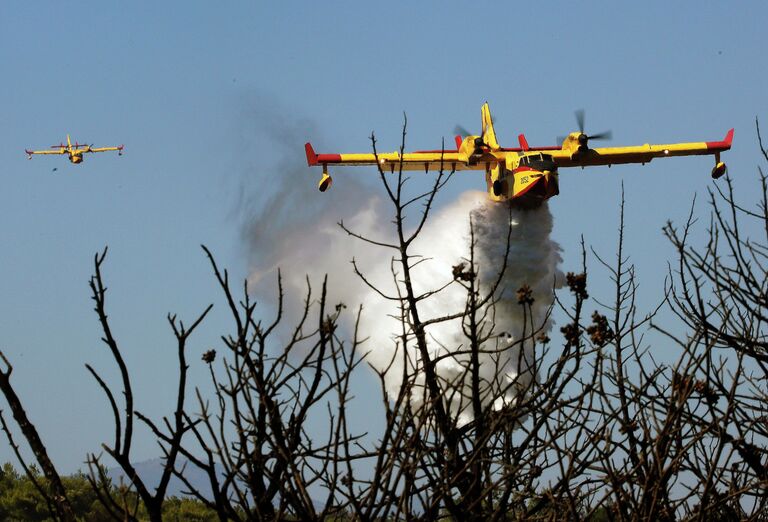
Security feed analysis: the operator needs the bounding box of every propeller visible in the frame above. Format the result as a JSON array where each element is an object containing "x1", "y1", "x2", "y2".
[
  {"x1": 452, "y1": 124, "x2": 486, "y2": 154},
  {"x1": 575, "y1": 109, "x2": 585, "y2": 133},
  {"x1": 453, "y1": 124, "x2": 473, "y2": 138},
  {"x1": 453, "y1": 115, "x2": 501, "y2": 138},
  {"x1": 557, "y1": 109, "x2": 612, "y2": 146}
]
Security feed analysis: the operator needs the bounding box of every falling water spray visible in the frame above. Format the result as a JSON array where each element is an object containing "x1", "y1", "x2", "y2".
[
  {"x1": 357, "y1": 191, "x2": 563, "y2": 425},
  {"x1": 248, "y1": 186, "x2": 562, "y2": 425}
]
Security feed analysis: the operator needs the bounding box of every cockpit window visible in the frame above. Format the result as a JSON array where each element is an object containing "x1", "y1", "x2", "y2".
[{"x1": 519, "y1": 153, "x2": 556, "y2": 171}]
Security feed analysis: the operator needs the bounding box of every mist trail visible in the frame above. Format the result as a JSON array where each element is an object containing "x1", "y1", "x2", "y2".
[{"x1": 246, "y1": 186, "x2": 562, "y2": 424}]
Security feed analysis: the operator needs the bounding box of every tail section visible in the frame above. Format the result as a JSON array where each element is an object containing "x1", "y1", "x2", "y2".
[
  {"x1": 67, "y1": 134, "x2": 71, "y2": 149},
  {"x1": 481, "y1": 102, "x2": 500, "y2": 151}
]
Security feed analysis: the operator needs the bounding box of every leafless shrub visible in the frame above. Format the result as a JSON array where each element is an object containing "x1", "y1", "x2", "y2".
[{"x1": 1, "y1": 118, "x2": 767, "y2": 522}]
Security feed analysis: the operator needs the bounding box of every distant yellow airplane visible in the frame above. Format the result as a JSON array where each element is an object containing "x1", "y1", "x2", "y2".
[
  {"x1": 26, "y1": 135, "x2": 123, "y2": 164},
  {"x1": 305, "y1": 103, "x2": 733, "y2": 207}
]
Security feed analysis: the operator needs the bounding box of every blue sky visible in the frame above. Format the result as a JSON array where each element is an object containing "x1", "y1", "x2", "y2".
[{"x1": 0, "y1": 1, "x2": 766, "y2": 473}]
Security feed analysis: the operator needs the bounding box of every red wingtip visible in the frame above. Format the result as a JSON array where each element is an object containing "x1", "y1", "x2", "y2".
[
  {"x1": 305, "y1": 142, "x2": 318, "y2": 166},
  {"x1": 706, "y1": 128, "x2": 735, "y2": 151},
  {"x1": 454, "y1": 135, "x2": 462, "y2": 150},
  {"x1": 724, "y1": 128, "x2": 734, "y2": 147}
]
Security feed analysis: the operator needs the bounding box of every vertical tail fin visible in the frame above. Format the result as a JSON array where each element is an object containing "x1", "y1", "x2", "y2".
[
  {"x1": 67, "y1": 134, "x2": 71, "y2": 149},
  {"x1": 481, "y1": 102, "x2": 500, "y2": 151}
]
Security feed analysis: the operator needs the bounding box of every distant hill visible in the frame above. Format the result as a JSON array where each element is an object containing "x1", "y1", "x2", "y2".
[
  {"x1": 107, "y1": 458, "x2": 214, "y2": 499},
  {"x1": 107, "y1": 459, "x2": 324, "y2": 508}
]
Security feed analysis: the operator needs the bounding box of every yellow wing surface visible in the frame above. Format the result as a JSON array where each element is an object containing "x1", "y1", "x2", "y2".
[
  {"x1": 25, "y1": 143, "x2": 124, "y2": 158},
  {"x1": 306, "y1": 130, "x2": 733, "y2": 186},
  {"x1": 305, "y1": 144, "x2": 478, "y2": 172},
  {"x1": 25, "y1": 148, "x2": 67, "y2": 156},
  {"x1": 88, "y1": 145, "x2": 124, "y2": 154},
  {"x1": 548, "y1": 129, "x2": 734, "y2": 169},
  {"x1": 305, "y1": 103, "x2": 733, "y2": 194}
]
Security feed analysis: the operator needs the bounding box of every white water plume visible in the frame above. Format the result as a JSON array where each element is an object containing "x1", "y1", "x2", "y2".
[
  {"x1": 358, "y1": 192, "x2": 563, "y2": 426},
  {"x1": 247, "y1": 188, "x2": 563, "y2": 426}
]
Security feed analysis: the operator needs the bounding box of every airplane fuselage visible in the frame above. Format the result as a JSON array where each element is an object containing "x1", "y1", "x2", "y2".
[{"x1": 485, "y1": 152, "x2": 560, "y2": 207}]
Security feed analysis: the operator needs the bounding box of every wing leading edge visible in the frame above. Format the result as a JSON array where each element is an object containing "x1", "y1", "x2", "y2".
[
  {"x1": 305, "y1": 142, "x2": 487, "y2": 173},
  {"x1": 306, "y1": 128, "x2": 733, "y2": 175},
  {"x1": 306, "y1": 105, "x2": 734, "y2": 195},
  {"x1": 25, "y1": 148, "x2": 67, "y2": 156}
]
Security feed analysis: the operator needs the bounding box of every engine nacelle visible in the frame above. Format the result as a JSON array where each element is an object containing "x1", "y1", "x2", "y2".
[
  {"x1": 457, "y1": 135, "x2": 483, "y2": 162},
  {"x1": 560, "y1": 132, "x2": 586, "y2": 156},
  {"x1": 711, "y1": 161, "x2": 727, "y2": 179}
]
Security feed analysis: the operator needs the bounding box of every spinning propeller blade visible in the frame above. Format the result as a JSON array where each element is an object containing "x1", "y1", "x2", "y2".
[
  {"x1": 558, "y1": 110, "x2": 613, "y2": 145},
  {"x1": 575, "y1": 109, "x2": 585, "y2": 134},
  {"x1": 453, "y1": 124, "x2": 472, "y2": 137}
]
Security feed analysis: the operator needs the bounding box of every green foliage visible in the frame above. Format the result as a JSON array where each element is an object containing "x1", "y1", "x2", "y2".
[
  {"x1": 156, "y1": 496, "x2": 220, "y2": 522},
  {"x1": 0, "y1": 463, "x2": 53, "y2": 521},
  {"x1": 0, "y1": 462, "x2": 218, "y2": 521}
]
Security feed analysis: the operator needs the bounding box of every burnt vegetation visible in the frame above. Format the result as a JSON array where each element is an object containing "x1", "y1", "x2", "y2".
[{"x1": 0, "y1": 120, "x2": 766, "y2": 521}]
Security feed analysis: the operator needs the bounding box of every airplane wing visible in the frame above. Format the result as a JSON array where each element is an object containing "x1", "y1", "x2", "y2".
[
  {"x1": 87, "y1": 145, "x2": 124, "y2": 154},
  {"x1": 305, "y1": 142, "x2": 492, "y2": 174},
  {"x1": 25, "y1": 148, "x2": 67, "y2": 156},
  {"x1": 544, "y1": 129, "x2": 734, "y2": 169}
]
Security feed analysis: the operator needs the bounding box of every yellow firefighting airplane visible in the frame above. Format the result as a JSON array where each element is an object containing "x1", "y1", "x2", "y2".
[
  {"x1": 25, "y1": 135, "x2": 123, "y2": 164},
  {"x1": 305, "y1": 103, "x2": 733, "y2": 207}
]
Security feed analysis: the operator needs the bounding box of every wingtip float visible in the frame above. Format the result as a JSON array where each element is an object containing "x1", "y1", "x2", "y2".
[
  {"x1": 306, "y1": 103, "x2": 734, "y2": 207},
  {"x1": 26, "y1": 135, "x2": 124, "y2": 164}
]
